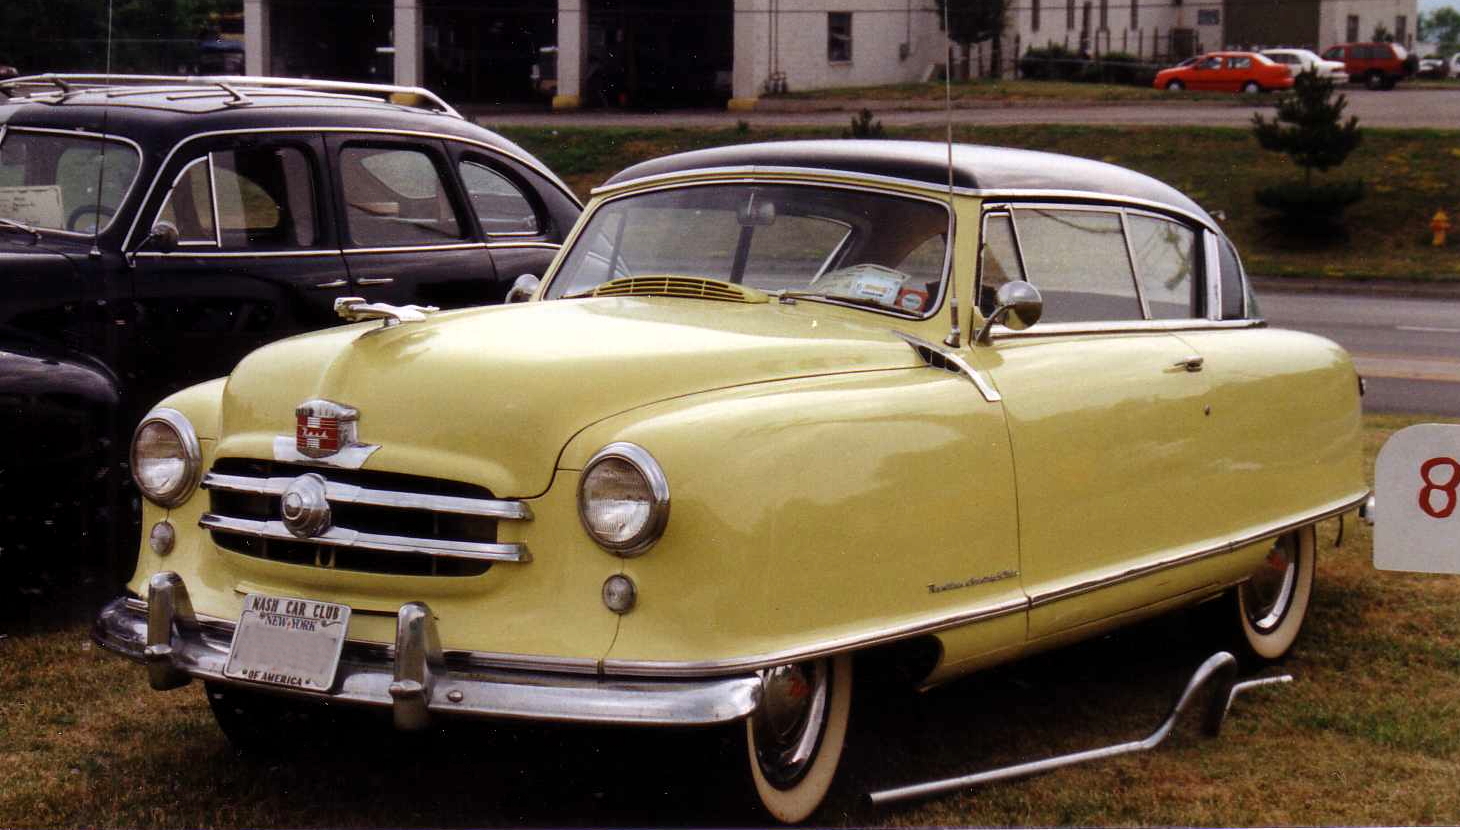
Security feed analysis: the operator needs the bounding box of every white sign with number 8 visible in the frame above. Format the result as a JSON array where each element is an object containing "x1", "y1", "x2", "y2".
[{"x1": 1374, "y1": 423, "x2": 1460, "y2": 575}]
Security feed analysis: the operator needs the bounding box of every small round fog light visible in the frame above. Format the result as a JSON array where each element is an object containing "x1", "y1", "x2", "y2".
[
  {"x1": 149, "y1": 521, "x2": 176, "y2": 556},
  {"x1": 602, "y1": 574, "x2": 637, "y2": 615}
]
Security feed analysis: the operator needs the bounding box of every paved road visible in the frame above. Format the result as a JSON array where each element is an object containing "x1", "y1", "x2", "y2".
[
  {"x1": 478, "y1": 87, "x2": 1460, "y2": 130},
  {"x1": 1261, "y1": 289, "x2": 1460, "y2": 417}
]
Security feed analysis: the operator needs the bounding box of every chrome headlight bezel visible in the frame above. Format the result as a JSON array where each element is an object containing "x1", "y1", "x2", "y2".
[
  {"x1": 130, "y1": 408, "x2": 202, "y2": 508},
  {"x1": 577, "y1": 442, "x2": 670, "y2": 557}
]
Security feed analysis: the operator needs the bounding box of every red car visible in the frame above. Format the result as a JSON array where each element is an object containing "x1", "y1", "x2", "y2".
[
  {"x1": 1154, "y1": 51, "x2": 1295, "y2": 93},
  {"x1": 1321, "y1": 42, "x2": 1417, "y2": 89}
]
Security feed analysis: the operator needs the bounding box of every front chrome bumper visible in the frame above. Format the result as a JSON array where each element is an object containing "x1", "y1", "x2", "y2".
[{"x1": 93, "y1": 572, "x2": 761, "y2": 730}]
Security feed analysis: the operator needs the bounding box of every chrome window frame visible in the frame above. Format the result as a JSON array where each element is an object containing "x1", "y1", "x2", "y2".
[
  {"x1": 544, "y1": 177, "x2": 956, "y2": 323},
  {"x1": 992, "y1": 202, "x2": 1147, "y2": 324},
  {"x1": 122, "y1": 126, "x2": 581, "y2": 252},
  {"x1": 1124, "y1": 210, "x2": 1206, "y2": 321},
  {"x1": 457, "y1": 156, "x2": 543, "y2": 239},
  {"x1": 156, "y1": 156, "x2": 219, "y2": 248},
  {"x1": 0, "y1": 125, "x2": 145, "y2": 238}
]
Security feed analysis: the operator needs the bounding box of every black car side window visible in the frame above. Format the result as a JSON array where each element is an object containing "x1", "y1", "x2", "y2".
[
  {"x1": 340, "y1": 145, "x2": 463, "y2": 246},
  {"x1": 459, "y1": 159, "x2": 539, "y2": 236},
  {"x1": 213, "y1": 147, "x2": 318, "y2": 249},
  {"x1": 157, "y1": 157, "x2": 217, "y2": 245}
]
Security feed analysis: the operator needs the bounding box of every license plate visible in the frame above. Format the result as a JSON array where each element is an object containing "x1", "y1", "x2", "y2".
[{"x1": 223, "y1": 594, "x2": 351, "y2": 693}]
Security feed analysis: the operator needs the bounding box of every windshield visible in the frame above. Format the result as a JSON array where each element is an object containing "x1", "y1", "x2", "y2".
[
  {"x1": 546, "y1": 183, "x2": 950, "y2": 317},
  {"x1": 0, "y1": 129, "x2": 140, "y2": 234}
]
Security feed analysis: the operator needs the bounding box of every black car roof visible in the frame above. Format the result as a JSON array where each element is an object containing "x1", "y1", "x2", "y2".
[{"x1": 602, "y1": 140, "x2": 1214, "y2": 226}]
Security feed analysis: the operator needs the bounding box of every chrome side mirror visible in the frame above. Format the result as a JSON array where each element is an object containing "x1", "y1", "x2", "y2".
[
  {"x1": 505, "y1": 273, "x2": 540, "y2": 304},
  {"x1": 127, "y1": 221, "x2": 180, "y2": 268},
  {"x1": 975, "y1": 281, "x2": 1043, "y2": 345}
]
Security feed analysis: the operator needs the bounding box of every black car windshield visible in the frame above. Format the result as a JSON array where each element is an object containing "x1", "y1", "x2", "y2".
[
  {"x1": 546, "y1": 183, "x2": 950, "y2": 317},
  {"x1": 0, "y1": 129, "x2": 140, "y2": 234}
]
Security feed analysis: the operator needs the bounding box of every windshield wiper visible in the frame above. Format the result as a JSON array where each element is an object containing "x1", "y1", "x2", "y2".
[
  {"x1": 0, "y1": 217, "x2": 41, "y2": 244},
  {"x1": 774, "y1": 289, "x2": 890, "y2": 310}
]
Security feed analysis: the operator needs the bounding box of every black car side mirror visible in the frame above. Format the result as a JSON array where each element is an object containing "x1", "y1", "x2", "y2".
[{"x1": 127, "y1": 221, "x2": 180, "y2": 268}]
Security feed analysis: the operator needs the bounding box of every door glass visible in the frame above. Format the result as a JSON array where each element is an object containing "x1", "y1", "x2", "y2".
[
  {"x1": 1013, "y1": 208, "x2": 1141, "y2": 322},
  {"x1": 1229, "y1": 56, "x2": 1252, "y2": 69},
  {"x1": 978, "y1": 213, "x2": 1025, "y2": 314},
  {"x1": 157, "y1": 158, "x2": 217, "y2": 244},
  {"x1": 459, "y1": 160, "x2": 539, "y2": 235},
  {"x1": 1127, "y1": 215, "x2": 1199, "y2": 319},
  {"x1": 212, "y1": 146, "x2": 317, "y2": 249},
  {"x1": 341, "y1": 146, "x2": 462, "y2": 246},
  {"x1": 1218, "y1": 238, "x2": 1248, "y2": 319}
]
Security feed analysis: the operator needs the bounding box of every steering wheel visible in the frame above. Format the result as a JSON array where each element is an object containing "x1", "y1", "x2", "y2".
[{"x1": 67, "y1": 204, "x2": 116, "y2": 234}]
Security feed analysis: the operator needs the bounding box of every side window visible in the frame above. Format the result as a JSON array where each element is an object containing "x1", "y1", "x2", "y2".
[
  {"x1": 1013, "y1": 208, "x2": 1142, "y2": 323},
  {"x1": 340, "y1": 145, "x2": 462, "y2": 247},
  {"x1": 1229, "y1": 56, "x2": 1252, "y2": 70},
  {"x1": 458, "y1": 159, "x2": 539, "y2": 235},
  {"x1": 1127, "y1": 215, "x2": 1199, "y2": 319},
  {"x1": 977, "y1": 212, "x2": 1025, "y2": 314},
  {"x1": 1218, "y1": 238, "x2": 1249, "y2": 319},
  {"x1": 157, "y1": 157, "x2": 217, "y2": 244},
  {"x1": 212, "y1": 146, "x2": 317, "y2": 249},
  {"x1": 1322, "y1": 46, "x2": 1344, "y2": 60}
]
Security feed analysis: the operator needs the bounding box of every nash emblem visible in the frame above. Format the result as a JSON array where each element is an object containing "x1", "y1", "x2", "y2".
[{"x1": 294, "y1": 400, "x2": 360, "y2": 459}]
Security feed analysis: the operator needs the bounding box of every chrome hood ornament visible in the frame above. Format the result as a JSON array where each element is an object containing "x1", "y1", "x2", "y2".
[{"x1": 334, "y1": 296, "x2": 440, "y2": 328}]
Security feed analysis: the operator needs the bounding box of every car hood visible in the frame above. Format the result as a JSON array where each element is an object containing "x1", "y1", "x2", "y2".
[{"x1": 217, "y1": 297, "x2": 923, "y2": 496}]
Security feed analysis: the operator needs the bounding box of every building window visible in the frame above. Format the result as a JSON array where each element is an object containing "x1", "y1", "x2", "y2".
[
  {"x1": 1346, "y1": 14, "x2": 1360, "y2": 42},
  {"x1": 1099, "y1": 0, "x2": 1108, "y2": 29},
  {"x1": 1197, "y1": 9, "x2": 1220, "y2": 25},
  {"x1": 1067, "y1": 0, "x2": 1075, "y2": 30},
  {"x1": 1395, "y1": 15, "x2": 1407, "y2": 42},
  {"x1": 828, "y1": 12, "x2": 852, "y2": 63},
  {"x1": 1032, "y1": 0, "x2": 1041, "y2": 32},
  {"x1": 1131, "y1": 0, "x2": 1138, "y2": 30}
]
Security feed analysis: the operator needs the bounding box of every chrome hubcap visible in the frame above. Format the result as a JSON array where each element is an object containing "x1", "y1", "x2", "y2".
[
  {"x1": 1242, "y1": 533, "x2": 1298, "y2": 632},
  {"x1": 752, "y1": 661, "x2": 829, "y2": 789}
]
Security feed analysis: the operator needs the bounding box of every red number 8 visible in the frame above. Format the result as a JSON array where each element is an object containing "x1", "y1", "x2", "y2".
[{"x1": 1418, "y1": 457, "x2": 1460, "y2": 519}]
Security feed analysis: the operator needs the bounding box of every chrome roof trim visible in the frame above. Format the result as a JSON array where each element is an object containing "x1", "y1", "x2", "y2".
[
  {"x1": 0, "y1": 126, "x2": 146, "y2": 238},
  {"x1": 591, "y1": 165, "x2": 1220, "y2": 234},
  {"x1": 122, "y1": 126, "x2": 580, "y2": 250},
  {"x1": 600, "y1": 597, "x2": 1029, "y2": 678},
  {"x1": 1028, "y1": 490, "x2": 1370, "y2": 609}
]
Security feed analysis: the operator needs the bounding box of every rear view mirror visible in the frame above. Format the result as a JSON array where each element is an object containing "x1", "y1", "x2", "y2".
[
  {"x1": 736, "y1": 193, "x2": 776, "y2": 227},
  {"x1": 975, "y1": 281, "x2": 1044, "y2": 345},
  {"x1": 126, "y1": 221, "x2": 180, "y2": 268}
]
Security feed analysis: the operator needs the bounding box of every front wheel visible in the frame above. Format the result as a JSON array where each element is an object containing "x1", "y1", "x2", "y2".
[
  {"x1": 1365, "y1": 70, "x2": 1386, "y2": 90},
  {"x1": 1166, "y1": 79, "x2": 1185, "y2": 91},
  {"x1": 741, "y1": 654, "x2": 853, "y2": 824},
  {"x1": 1241, "y1": 80, "x2": 1262, "y2": 94},
  {"x1": 1230, "y1": 524, "x2": 1317, "y2": 662}
]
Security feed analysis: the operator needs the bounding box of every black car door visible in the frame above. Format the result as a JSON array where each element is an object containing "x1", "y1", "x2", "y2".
[
  {"x1": 126, "y1": 131, "x2": 348, "y2": 411},
  {"x1": 326, "y1": 134, "x2": 499, "y2": 309},
  {"x1": 445, "y1": 142, "x2": 565, "y2": 293}
]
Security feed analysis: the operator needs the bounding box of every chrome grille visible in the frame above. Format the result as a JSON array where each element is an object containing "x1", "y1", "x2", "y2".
[{"x1": 202, "y1": 458, "x2": 530, "y2": 577}]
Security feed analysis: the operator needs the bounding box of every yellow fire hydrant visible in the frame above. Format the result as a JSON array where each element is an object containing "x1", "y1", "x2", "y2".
[{"x1": 1432, "y1": 210, "x2": 1451, "y2": 247}]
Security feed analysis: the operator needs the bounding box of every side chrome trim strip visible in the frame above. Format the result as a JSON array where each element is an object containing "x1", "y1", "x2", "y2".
[
  {"x1": 199, "y1": 514, "x2": 532, "y2": 563},
  {"x1": 1028, "y1": 490, "x2": 1370, "y2": 609},
  {"x1": 892, "y1": 331, "x2": 1002, "y2": 402},
  {"x1": 202, "y1": 472, "x2": 532, "y2": 520},
  {"x1": 484, "y1": 241, "x2": 561, "y2": 251},
  {"x1": 601, "y1": 597, "x2": 1030, "y2": 678},
  {"x1": 132, "y1": 248, "x2": 344, "y2": 259},
  {"x1": 990, "y1": 318, "x2": 1265, "y2": 340},
  {"x1": 344, "y1": 242, "x2": 486, "y2": 255}
]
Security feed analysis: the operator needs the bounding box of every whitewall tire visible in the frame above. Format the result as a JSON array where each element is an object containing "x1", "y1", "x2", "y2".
[
  {"x1": 1233, "y1": 524, "x2": 1316, "y2": 662},
  {"x1": 743, "y1": 654, "x2": 853, "y2": 824}
]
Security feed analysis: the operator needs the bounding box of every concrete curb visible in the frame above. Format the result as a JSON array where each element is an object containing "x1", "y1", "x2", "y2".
[{"x1": 1251, "y1": 276, "x2": 1460, "y2": 299}]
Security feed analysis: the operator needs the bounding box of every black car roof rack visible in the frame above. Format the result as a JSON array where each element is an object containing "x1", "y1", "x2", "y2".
[{"x1": 0, "y1": 74, "x2": 461, "y2": 119}]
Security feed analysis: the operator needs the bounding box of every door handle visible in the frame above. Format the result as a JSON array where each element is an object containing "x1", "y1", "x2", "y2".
[
  {"x1": 313, "y1": 279, "x2": 347, "y2": 289},
  {"x1": 357, "y1": 277, "x2": 395, "y2": 286},
  {"x1": 1172, "y1": 355, "x2": 1205, "y2": 372}
]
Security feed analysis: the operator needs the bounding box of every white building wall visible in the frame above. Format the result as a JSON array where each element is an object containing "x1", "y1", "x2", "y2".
[
  {"x1": 1318, "y1": 0, "x2": 1419, "y2": 47},
  {"x1": 736, "y1": 0, "x2": 946, "y2": 97}
]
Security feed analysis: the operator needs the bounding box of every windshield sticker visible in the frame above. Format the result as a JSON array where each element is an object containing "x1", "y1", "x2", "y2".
[{"x1": 0, "y1": 186, "x2": 64, "y2": 228}]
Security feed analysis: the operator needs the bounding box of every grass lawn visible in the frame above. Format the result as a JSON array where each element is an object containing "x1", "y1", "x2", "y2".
[
  {"x1": 763, "y1": 78, "x2": 1227, "y2": 104},
  {"x1": 498, "y1": 124, "x2": 1460, "y2": 283},
  {"x1": 1, "y1": 414, "x2": 1456, "y2": 827}
]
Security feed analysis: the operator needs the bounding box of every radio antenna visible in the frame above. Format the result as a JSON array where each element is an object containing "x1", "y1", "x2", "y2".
[
  {"x1": 941, "y1": 2, "x2": 962, "y2": 348},
  {"x1": 90, "y1": 0, "x2": 115, "y2": 258}
]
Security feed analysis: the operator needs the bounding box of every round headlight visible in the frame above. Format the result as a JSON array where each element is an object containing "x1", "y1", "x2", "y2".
[
  {"x1": 131, "y1": 409, "x2": 202, "y2": 508},
  {"x1": 578, "y1": 442, "x2": 669, "y2": 556}
]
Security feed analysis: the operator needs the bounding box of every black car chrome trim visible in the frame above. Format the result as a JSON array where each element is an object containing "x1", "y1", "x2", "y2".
[
  {"x1": 549, "y1": 178, "x2": 954, "y2": 323},
  {"x1": 200, "y1": 514, "x2": 532, "y2": 563},
  {"x1": 133, "y1": 249, "x2": 345, "y2": 259},
  {"x1": 123, "y1": 126, "x2": 579, "y2": 251},
  {"x1": 484, "y1": 241, "x2": 561, "y2": 251},
  {"x1": 1027, "y1": 490, "x2": 1370, "y2": 608},
  {"x1": 600, "y1": 597, "x2": 1030, "y2": 678},
  {"x1": 0, "y1": 126, "x2": 146, "y2": 237},
  {"x1": 344, "y1": 242, "x2": 486, "y2": 255},
  {"x1": 202, "y1": 472, "x2": 533, "y2": 520},
  {"x1": 892, "y1": 331, "x2": 1001, "y2": 402}
]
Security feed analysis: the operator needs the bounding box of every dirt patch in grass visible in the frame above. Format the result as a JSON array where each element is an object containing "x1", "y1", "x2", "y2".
[
  {"x1": 2, "y1": 414, "x2": 1456, "y2": 826},
  {"x1": 505, "y1": 124, "x2": 1460, "y2": 283}
]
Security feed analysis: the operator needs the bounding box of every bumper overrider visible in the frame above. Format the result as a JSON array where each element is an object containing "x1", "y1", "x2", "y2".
[{"x1": 93, "y1": 572, "x2": 762, "y2": 730}]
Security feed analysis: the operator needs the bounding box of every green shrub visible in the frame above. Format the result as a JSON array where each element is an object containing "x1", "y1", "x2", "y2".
[
  {"x1": 1255, "y1": 180, "x2": 1366, "y2": 227},
  {"x1": 844, "y1": 108, "x2": 885, "y2": 139}
]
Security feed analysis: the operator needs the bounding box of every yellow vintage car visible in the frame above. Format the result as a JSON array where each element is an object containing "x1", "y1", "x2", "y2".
[{"x1": 95, "y1": 141, "x2": 1368, "y2": 822}]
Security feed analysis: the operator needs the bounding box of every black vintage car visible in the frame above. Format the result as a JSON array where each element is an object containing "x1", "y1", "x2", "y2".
[{"x1": 0, "y1": 75, "x2": 580, "y2": 582}]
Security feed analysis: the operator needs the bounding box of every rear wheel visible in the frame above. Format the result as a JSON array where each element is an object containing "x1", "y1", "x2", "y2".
[
  {"x1": 741, "y1": 654, "x2": 853, "y2": 824},
  {"x1": 1229, "y1": 524, "x2": 1316, "y2": 662},
  {"x1": 1365, "y1": 70, "x2": 1386, "y2": 90},
  {"x1": 1166, "y1": 79, "x2": 1185, "y2": 91}
]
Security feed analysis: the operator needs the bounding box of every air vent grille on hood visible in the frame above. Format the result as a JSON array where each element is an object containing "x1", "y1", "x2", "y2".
[{"x1": 591, "y1": 276, "x2": 769, "y2": 304}]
